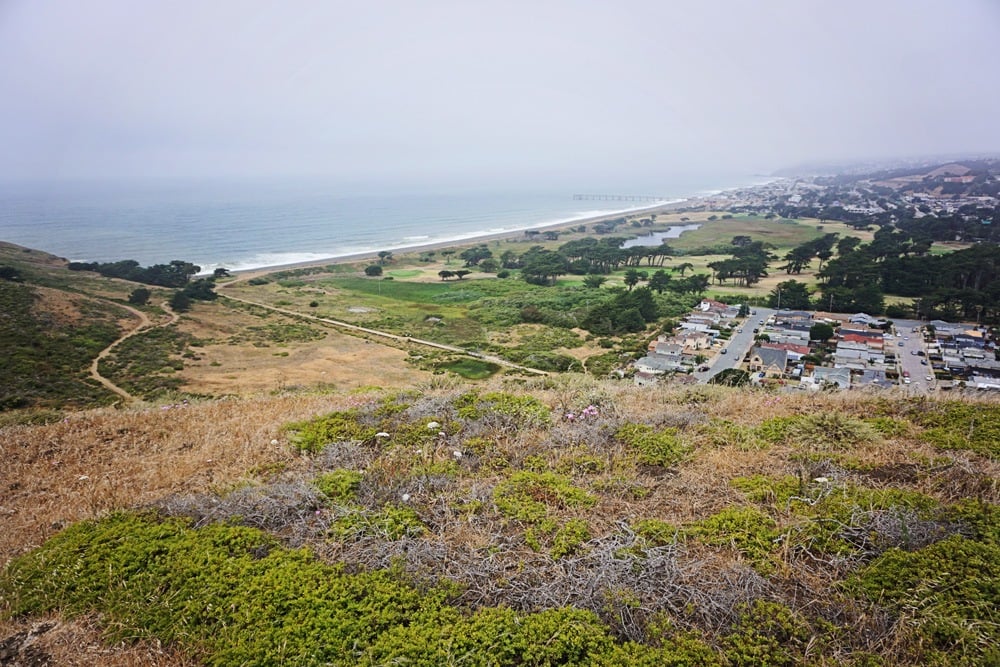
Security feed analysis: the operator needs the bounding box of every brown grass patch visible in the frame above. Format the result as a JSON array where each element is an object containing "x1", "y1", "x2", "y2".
[
  {"x1": 174, "y1": 301, "x2": 430, "y2": 396},
  {"x1": 0, "y1": 393, "x2": 372, "y2": 567}
]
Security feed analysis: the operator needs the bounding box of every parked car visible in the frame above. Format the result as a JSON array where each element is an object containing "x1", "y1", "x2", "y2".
[{"x1": 720, "y1": 348, "x2": 728, "y2": 354}]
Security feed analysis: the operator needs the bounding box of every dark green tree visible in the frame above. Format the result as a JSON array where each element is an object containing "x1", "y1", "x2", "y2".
[
  {"x1": 169, "y1": 291, "x2": 192, "y2": 312},
  {"x1": 521, "y1": 247, "x2": 568, "y2": 286},
  {"x1": 809, "y1": 322, "x2": 835, "y2": 341},
  {"x1": 365, "y1": 265, "x2": 383, "y2": 276},
  {"x1": 648, "y1": 269, "x2": 671, "y2": 294},
  {"x1": 459, "y1": 245, "x2": 492, "y2": 267},
  {"x1": 128, "y1": 288, "x2": 151, "y2": 305},
  {"x1": 768, "y1": 280, "x2": 812, "y2": 310}
]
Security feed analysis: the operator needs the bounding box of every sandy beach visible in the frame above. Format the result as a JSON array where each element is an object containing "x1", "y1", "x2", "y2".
[{"x1": 232, "y1": 196, "x2": 703, "y2": 278}]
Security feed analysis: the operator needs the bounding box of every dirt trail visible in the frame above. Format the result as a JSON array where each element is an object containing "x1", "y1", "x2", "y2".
[
  {"x1": 89, "y1": 301, "x2": 180, "y2": 402},
  {"x1": 220, "y1": 294, "x2": 549, "y2": 376}
]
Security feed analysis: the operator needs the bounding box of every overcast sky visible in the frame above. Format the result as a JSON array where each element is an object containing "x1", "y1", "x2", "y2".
[{"x1": 1, "y1": 0, "x2": 998, "y2": 189}]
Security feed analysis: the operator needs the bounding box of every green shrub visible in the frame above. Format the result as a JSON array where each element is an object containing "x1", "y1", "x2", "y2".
[
  {"x1": 756, "y1": 412, "x2": 878, "y2": 451},
  {"x1": 701, "y1": 419, "x2": 768, "y2": 450},
  {"x1": 615, "y1": 423, "x2": 689, "y2": 467},
  {"x1": 632, "y1": 518, "x2": 679, "y2": 547},
  {"x1": 455, "y1": 391, "x2": 551, "y2": 427},
  {"x1": 846, "y1": 535, "x2": 1000, "y2": 664},
  {"x1": 723, "y1": 600, "x2": 814, "y2": 667},
  {"x1": 313, "y1": 470, "x2": 363, "y2": 504},
  {"x1": 283, "y1": 409, "x2": 378, "y2": 453},
  {"x1": 332, "y1": 504, "x2": 427, "y2": 540},
  {"x1": 689, "y1": 506, "x2": 779, "y2": 570},
  {"x1": 493, "y1": 470, "x2": 595, "y2": 523},
  {"x1": 913, "y1": 402, "x2": 1000, "y2": 458},
  {"x1": 789, "y1": 483, "x2": 942, "y2": 557},
  {"x1": 1, "y1": 513, "x2": 684, "y2": 665},
  {"x1": 550, "y1": 518, "x2": 591, "y2": 559}
]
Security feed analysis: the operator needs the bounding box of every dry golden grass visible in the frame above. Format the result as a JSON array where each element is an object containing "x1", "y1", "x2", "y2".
[
  {"x1": 0, "y1": 616, "x2": 199, "y2": 667},
  {"x1": 0, "y1": 392, "x2": 376, "y2": 567},
  {"x1": 173, "y1": 300, "x2": 431, "y2": 396}
]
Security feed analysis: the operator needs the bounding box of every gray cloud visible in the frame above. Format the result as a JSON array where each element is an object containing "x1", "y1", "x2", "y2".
[{"x1": 1, "y1": 0, "x2": 998, "y2": 187}]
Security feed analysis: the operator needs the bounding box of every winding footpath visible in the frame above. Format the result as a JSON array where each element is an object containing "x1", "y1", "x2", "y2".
[
  {"x1": 89, "y1": 301, "x2": 180, "y2": 402},
  {"x1": 220, "y1": 293, "x2": 549, "y2": 376}
]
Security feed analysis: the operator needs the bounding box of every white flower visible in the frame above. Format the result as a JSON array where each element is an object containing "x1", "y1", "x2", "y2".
[
  {"x1": 453, "y1": 450, "x2": 463, "y2": 459},
  {"x1": 375, "y1": 432, "x2": 390, "y2": 438},
  {"x1": 77, "y1": 475, "x2": 90, "y2": 481},
  {"x1": 427, "y1": 421, "x2": 441, "y2": 430},
  {"x1": 813, "y1": 477, "x2": 830, "y2": 484},
  {"x1": 270, "y1": 439, "x2": 279, "y2": 446},
  {"x1": 401, "y1": 493, "x2": 411, "y2": 502}
]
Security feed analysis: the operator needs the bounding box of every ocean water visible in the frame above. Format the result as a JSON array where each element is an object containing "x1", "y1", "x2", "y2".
[{"x1": 0, "y1": 177, "x2": 758, "y2": 274}]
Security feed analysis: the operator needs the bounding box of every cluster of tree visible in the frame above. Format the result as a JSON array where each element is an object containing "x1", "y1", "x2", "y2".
[
  {"x1": 68, "y1": 259, "x2": 202, "y2": 288},
  {"x1": 438, "y1": 270, "x2": 471, "y2": 280},
  {"x1": 779, "y1": 233, "x2": 839, "y2": 274},
  {"x1": 117, "y1": 267, "x2": 229, "y2": 312},
  {"x1": 795, "y1": 233, "x2": 1000, "y2": 321},
  {"x1": 580, "y1": 286, "x2": 659, "y2": 335},
  {"x1": 707, "y1": 240, "x2": 775, "y2": 287}
]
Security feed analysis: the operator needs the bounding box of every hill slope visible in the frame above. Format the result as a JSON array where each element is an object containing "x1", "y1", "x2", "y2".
[{"x1": 2, "y1": 379, "x2": 997, "y2": 665}]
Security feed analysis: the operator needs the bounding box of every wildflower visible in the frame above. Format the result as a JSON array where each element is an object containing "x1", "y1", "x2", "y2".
[
  {"x1": 375, "y1": 432, "x2": 390, "y2": 438},
  {"x1": 401, "y1": 493, "x2": 411, "y2": 502},
  {"x1": 453, "y1": 450, "x2": 463, "y2": 459},
  {"x1": 77, "y1": 475, "x2": 90, "y2": 481},
  {"x1": 427, "y1": 421, "x2": 441, "y2": 430},
  {"x1": 565, "y1": 413, "x2": 576, "y2": 421},
  {"x1": 270, "y1": 439, "x2": 279, "y2": 445},
  {"x1": 813, "y1": 477, "x2": 830, "y2": 484}
]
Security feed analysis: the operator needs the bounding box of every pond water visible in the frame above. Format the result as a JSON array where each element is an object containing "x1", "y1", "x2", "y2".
[{"x1": 620, "y1": 224, "x2": 702, "y2": 248}]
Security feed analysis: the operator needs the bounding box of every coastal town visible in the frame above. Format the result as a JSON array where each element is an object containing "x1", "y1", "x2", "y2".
[
  {"x1": 634, "y1": 298, "x2": 998, "y2": 392},
  {"x1": 629, "y1": 158, "x2": 1000, "y2": 391}
]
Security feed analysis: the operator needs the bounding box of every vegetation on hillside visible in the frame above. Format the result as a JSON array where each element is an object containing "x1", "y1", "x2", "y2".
[{"x1": 3, "y1": 382, "x2": 997, "y2": 665}]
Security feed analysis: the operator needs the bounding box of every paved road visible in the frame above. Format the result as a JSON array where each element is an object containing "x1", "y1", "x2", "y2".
[
  {"x1": 694, "y1": 307, "x2": 776, "y2": 383},
  {"x1": 891, "y1": 318, "x2": 934, "y2": 392}
]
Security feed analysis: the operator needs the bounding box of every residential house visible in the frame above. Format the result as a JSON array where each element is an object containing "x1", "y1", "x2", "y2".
[
  {"x1": 634, "y1": 355, "x2": 680, "y2": 375},
  {"x1": 813, "y1": 366, "x2": 851, "y2": 389},
  {"x1": 855, "y1": 369, "x2": 893, "y2": 389},
  {"x1": 759, "y1": 342, "x2": 810, "y2": 361},
  {"x1": 749, "y1": 346, "x2": 788, "y2": 377}
]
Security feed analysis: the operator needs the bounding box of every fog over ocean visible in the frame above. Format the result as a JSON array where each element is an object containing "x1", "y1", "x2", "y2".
[{"x1": 0, "y1": 175, "x2": 758, "y2": 274}]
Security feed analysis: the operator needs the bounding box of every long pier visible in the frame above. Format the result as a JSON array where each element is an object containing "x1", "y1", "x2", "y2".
[{"x1": 573, "y1": 194, "x2": 664, "y2": 202}]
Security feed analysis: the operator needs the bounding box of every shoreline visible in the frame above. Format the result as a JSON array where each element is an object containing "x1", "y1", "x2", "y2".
[{"x1": 230, "y1": 197, "x2": 700, "y2": 277}]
